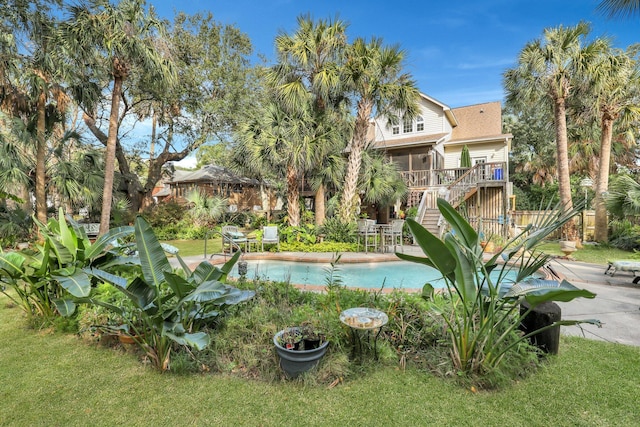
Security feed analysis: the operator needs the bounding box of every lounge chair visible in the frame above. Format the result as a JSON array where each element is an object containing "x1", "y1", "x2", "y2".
[
  {"x1": 261, "y1": 225, "x2": 280, "y2": 252},
  {"x1": 221, "y1": 225, "x2": 247, "y2": 252},
  {"x1": 605, "y1": 260, "x2": 640, "y2": 284}
]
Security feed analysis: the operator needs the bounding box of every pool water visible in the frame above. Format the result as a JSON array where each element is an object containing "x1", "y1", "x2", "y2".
[{"x1": 229, "y1": 259, "x2": 520, "y2": 290}]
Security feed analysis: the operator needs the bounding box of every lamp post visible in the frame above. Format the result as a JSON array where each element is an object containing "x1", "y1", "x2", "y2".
[{"x1": 580, "y1": 178, "x2": 593, "y2": 242}]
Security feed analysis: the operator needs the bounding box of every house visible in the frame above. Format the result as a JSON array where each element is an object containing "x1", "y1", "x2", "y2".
[
  {"x1": 368, "y1": 94, "x2": 512, "y2": 237},
  {"x1": 163, "y1": 164, "x2": 280, "y2": 215}
]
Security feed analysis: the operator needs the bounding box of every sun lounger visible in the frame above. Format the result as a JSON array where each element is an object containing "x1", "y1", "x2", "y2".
[{"x1": 605, "y1": 260, "x2": 640, "y2": 284}]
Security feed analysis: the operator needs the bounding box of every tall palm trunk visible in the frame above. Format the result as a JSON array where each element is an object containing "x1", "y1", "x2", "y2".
[
  {"x1": 339, "y1": 98, "x2": 372, "y2": 223},
  {"x1": 35, "y1": 90, "x2": 47, "y2": 226},
  {"x1": 594, "y1": 110, "x2": 615, "y2": 242},
  {"x1": 286, "y1": 164, "x2": 300, "y2": 226},
  {"x1": 314, "y1": 184, "x2": 325, "y2": 226},
  {"x1": 99, "y1": 74, "x2": 123, "y2": 235},
  {"x1": 553, "y1": 95, "x2": 577, "y2": 240}
]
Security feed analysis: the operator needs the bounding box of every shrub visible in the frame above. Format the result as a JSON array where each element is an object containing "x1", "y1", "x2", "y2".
[
  {"x1": 318, "y1": 217, "x2": 357, "y2": 243},
  {"x1": 399, "y1": 199, "x2": 598, "y2": 383},
  {"x1": 609, "y1": 219, "x2": 640, "y2": 251}
]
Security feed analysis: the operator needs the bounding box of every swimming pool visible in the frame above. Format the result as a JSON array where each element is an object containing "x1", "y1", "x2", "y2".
[{"x1": 229, "y1": 259, "x2": 520, "y2": 290}]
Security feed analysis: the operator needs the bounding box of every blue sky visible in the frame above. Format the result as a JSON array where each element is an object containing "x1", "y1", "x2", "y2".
[{"x1": 151, "y1": 0, "x2": 638, "y2": 108}]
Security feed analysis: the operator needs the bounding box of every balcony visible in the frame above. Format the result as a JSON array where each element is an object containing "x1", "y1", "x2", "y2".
[{"x1": 399, "y1": 162, "x2": 507, "y2": 188}]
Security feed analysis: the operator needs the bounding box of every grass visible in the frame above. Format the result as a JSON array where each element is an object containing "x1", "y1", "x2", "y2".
[
  {"x1": 2, "y1": 293, "x2": 639, "y2": 426},
  {"x1": 163, "y1": 238, "x2": 222, "y2": 257},
  {"x1": 537, "y1": 241, "x2": 634, "y2": 265}
]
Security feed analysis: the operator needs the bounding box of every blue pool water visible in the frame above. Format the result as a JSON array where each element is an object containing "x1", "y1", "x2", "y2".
[{"x1": 229, "y1": 259, "x2": 520, "y2": 290}]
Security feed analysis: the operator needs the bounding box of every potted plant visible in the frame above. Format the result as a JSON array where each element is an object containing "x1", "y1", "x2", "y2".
[
  {"x1": 277, "y1": 328, "x2": 303, "y2": 350},
  {"x1": 273, "y1": 327, "x2": 329, "y2": 378},
  {"x1": 301, "y1": 322, "x2": 325, "y2": 350}
]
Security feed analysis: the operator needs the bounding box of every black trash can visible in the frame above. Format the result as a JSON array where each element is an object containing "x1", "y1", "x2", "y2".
[{"x1": 519, "y1": 301, "x2": 561, "y2": 355}]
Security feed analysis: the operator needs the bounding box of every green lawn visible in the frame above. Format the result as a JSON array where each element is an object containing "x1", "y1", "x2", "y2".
[
  {"x1": 164, "y1": 238, "x2": 222, "y2": 257},
  {"x1": 537, "y1": 242, "x2": 635, "y2": 265},
  {"x1": 1, "y1": 294, "x2": 639, "y2": 426}
]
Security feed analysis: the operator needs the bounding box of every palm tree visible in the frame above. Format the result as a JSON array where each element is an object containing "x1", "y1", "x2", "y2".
[
  {"x1": 0, "y1": 3, "x2": 68, "y2": 225},
  {"x1": 236, "y1": 98, "x2": 321, "y2": 227},
  {"x1": 597, "y1": 0, "x2": 640, "y2": 17},
  {"x1": 61, "y1": 0, "x2": 175, "y2": 235},
  {"x1": 338, "y1": 37, "x2": 420, "y2": 223},
  {"x1": 184, "y1": 189, "x2": 228, "y2": 228},
  {"x1": 504, "y1": 22, "x2": 606, "y2": 239},
  {"x1": 587, "y1": 48, "x2": 640, "y2": 241},
  {"x1": 266, "y1": 15, "x2": 348, "y2": 225}
]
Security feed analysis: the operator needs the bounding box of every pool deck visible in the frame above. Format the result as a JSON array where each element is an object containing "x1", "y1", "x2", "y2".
[{"x1": 175, "y1": 245, "x2": 640, "y2": 347}]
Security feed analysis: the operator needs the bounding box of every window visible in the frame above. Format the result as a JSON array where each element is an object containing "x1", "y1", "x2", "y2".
[
  {"x1": 403, "y1": 116, "x2": 412, "y2": 133},
  {"x1": 416, "y1": 115, "x2": 424, "y2": 132},
  {"x1": 392, "y1": 124, "x2": 400, "y2": 135}
]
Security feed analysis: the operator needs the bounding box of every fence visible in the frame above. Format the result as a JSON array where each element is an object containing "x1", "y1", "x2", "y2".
[{"x1": 510, "y1": 210, "x2": 595, "y2": 241}]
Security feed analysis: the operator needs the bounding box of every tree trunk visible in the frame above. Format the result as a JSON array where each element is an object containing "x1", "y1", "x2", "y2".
[
  {"x1": 99, "y1": 76, "x2": 123, "y2": 236},
  {"x1": 314, "y1": 184, "x2": 325, "y2": 226},
  {"x1": 339, "y1": 98, "x2": 373, "y2": 223},
  {"x1": 35, "y1": 90, "x2": 47, "y2": 225},
  {"x1": 286, "y1": 164, "x2": 300, "y2": 227},
  {"x1": 594, "y1": 113, "x2": 615, "y2": 242},
  {"x1": 554, "y1": 96, "x2": 577, "y2": 240}
]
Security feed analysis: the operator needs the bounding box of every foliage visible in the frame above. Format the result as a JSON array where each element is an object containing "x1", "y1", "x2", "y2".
[
  {"x1": 0, "y1": 208, "x2": 133, "y2": 321},
  {"x1": 0, "y1": 206, "x2": 33, "y2": 247},
  {"x1": 59, "y1": 216, "x2": 255, "y2": 372},
  {"x1": 609, "y1": 219, "x2": 640, "y2": 251},
  {"x1": 279, "y1": 241, "x2": 358, "y2": 253},
  {"x1": 143, "y1": 202, "x2": 187, "y2": 229},
  {"x1": 398, "y1": 199, "x2": 598, "y2": 376},
  {"x1": 605, "y1": 174, "x2": 640, "y2": 219},
  {"x1": 280, "y1": 224, "x2": 317, "y2": 244},
  {"x1": 184, "y1": 189, "x2": 228, "y2": 228},
  {"x1": 318, "y1": 216, "x2": 357, "y2": 243}
]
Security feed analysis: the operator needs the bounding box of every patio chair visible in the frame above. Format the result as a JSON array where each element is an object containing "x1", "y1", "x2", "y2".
[
  {"x1": 261, "y1": 225, "x2": 280, "y2": 252},
  {"x1": 357, "y1": 219, "x2": 378, "y2": 253},
  {"x1": 221, "y1": 225, "x2": 247, "y2": 253},
  {"x1": 382, "y1": 219, "x2": 405, "y2": 253},
  {"x1": 605, "y1": 260, "x2": 640, "y2": 284}
]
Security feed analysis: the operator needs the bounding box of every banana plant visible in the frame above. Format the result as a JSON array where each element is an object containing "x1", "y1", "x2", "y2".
[
  {"x1": 397, "y1": 198, "x2": 599, "y2": 374},
  {"x1": 60, "y1": 215, "x2": 254, "y2": 372},
  {"x1": 0, "y1": 208, "x2": 133, "y2": 319}
]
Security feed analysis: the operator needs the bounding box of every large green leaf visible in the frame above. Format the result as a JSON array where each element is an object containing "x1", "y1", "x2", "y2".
[
  {"x1": 505, "y1": 278, "x2": 597, "y2": 306},
  {"x1": 0, "y1": 252, "x2": 26, "y2": 278},
  {"x1": 395, "y1": 252, "x2": 437, "y2": 269},
  {"x1": 57, "y1": 208, "x2": 78, "y2": 260},
  {"x1": 444, "y1": 234, "x2": 477, "y2": 302},
  {"x1": 53, "y1": 270, "x2": 91, "y2": 297},
  {"x1": 88, "y1": 267, "x2": 128, "y2": 288},
  {"x1": 405, "y1": 218, "x2": 456, "y2": 278},
  {"x1": 134, "y1": 216, "x2": 171, "y2": 288},
  {"x1": 164, "y1": 328, "x2": 210, "y2": 350},
  {"x1": 127, "y1": 276, "x2": 158, "y2": 312},
  {"x1": 437, "y1": 198, "x2": 478, "y2": 248},
  {"x1": 164, "y1": 272, "x2": 193, "y2": 299},
  {"x1": 48, "y1": 237, "x2": 75, "y2": 265},
  {"x1": 179, "y1": 281, "x2": 228, "y2": 303},
  {"x1": 53, "y1": 298, "x2": 76, "y2": 316},
  {"x1": 85, "y1": 226, "x2": 135, "y2": 260},
  {"x1": 191, "y1": 251, "x2": 241, "y2": 283}
]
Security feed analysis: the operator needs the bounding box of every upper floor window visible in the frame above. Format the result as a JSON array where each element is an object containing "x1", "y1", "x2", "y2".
[
  {"x1": 416, "y1": 115, "x2": 424, "y2": 132},
  {"x1": 403, "y1": 116, "x2": 413, "y2": 133},
  {"x1": 392, "y1": 123, "x2": 400, "y2": 135}
]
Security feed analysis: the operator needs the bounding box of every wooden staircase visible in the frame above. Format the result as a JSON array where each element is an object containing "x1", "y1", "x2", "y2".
[{"x1": 421, "y1": 208, "x2": 440, "y2": 235}]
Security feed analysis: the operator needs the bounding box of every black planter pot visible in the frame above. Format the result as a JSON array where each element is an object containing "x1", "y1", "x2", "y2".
[{"x1": 274, "y1": 328, "x2": 329, "y2": 378}]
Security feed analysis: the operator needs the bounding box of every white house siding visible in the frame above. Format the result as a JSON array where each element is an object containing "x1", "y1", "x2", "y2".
[
  {"x1": 374, "y1": 99, "x2": 447, "y2": 142},
  {"x1": 443, "y1": 141, "x2": 508, "y2": 169}
]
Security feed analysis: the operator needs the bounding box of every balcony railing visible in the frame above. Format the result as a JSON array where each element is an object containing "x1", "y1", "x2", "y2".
[{"x1": 400, "y1": 162, "x2": 507, "y2": 188}]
